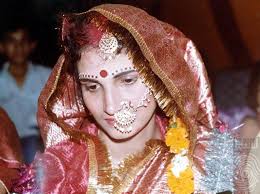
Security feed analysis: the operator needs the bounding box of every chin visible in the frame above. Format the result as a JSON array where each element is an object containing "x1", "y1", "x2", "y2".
[
  {"x1": 102, "y1": 126, "x2": 140, "y2": 141},
  {"x1": 13, "y1": 58, "x2": 27, "y2": 65}
]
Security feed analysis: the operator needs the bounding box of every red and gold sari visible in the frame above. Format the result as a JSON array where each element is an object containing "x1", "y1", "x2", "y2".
[{"x1": 12, "y1": 4, "x2": 240, "y2": 194}]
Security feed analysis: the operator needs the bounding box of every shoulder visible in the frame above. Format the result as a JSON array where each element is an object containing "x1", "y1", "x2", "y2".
[
  {"x1": 0, "y1": 66, "x2": 8, "y2": 82},
  {"x1": 30, "y1": 63, "x2": 52, "y2": 84},
  {"x1": 31, "y1": 64, "x2": 51, "y2": 73},
  {"x1": 243, "y1": 117, "x2": 258, "y2": 126},
  {"x1": 240, "y1": 117, "x2": 260, "y2": 139}
]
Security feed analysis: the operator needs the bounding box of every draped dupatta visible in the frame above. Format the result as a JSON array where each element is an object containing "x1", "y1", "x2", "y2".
[
  {"x1": 0, "y1": 107, "x2": 22, "y2": 190},
  {"x1": 13, "y1": 4, "x2": 222, "y2": 194}
]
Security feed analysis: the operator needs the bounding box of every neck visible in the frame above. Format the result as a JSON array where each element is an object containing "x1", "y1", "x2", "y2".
[
  {"x1": 8, "y1": 62, "x2": 29, "y2": 87},
  {"x1": 99, "y1": 114, "x2": 161, "y2": 167}
]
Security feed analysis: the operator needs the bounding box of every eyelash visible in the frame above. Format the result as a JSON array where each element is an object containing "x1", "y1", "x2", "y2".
[
  {"x1": 81, "y1": 76, "x2": 138, "y2": 92},
  {"x1": 84, "y1": 84, "x2": 100, "y2": 92},
  {"x1": 121, "y1": 77, "x2": 138, "y2": 85}
]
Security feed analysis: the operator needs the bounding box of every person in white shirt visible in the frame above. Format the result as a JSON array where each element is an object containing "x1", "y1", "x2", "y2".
[{"x1": 0, "y1": 21, "x2": 51, "y2": 163}]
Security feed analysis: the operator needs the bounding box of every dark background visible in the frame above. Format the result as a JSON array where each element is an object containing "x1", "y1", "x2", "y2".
[{"x1": 0, "y1": 0, "x2": 259, "y2": 77}]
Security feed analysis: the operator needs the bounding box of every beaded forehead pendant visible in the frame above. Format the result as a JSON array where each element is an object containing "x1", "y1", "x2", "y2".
[{"x1": 98, "y1": 33, "x2": 119, "y2": 60}]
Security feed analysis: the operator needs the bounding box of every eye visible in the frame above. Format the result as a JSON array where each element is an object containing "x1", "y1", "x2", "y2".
[
  {"x1": 83, "y1": 83, "x2": 100, "y2": 92},
  {"x1": 121, "y1": 77, "x2": 138, "y2": 85}
]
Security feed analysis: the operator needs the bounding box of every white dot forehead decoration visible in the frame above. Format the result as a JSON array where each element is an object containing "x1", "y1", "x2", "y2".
[
  {"x1": 78, "y1": 73, "x2": 98, "y2": 79},
  {"x1": 111, "y1": 67, "x2": 136, "y2": 76},
  {"x1": 98, "y1": 33, "x2": 119, "y2": 60}
]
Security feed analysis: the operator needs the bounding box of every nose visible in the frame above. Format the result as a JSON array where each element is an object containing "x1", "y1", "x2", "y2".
[
  {"x1": 15, "y1": 41, "x2": 25, "y2": 53},
  {"x1": 103, "y1": 88, "x2": 117, "y2": 116}
]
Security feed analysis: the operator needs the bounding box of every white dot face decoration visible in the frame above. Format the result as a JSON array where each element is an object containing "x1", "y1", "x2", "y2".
[
  {"x1": 113, "y1": 88, "x2": 152, "y2": 133},
  {"x1": 78, "y1": 33, "x2": 155, "y2": 135}
]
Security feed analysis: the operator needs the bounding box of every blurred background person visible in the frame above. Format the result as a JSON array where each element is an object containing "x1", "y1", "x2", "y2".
[
  {"x1": 0, "y1": 20, "x2": 51, "y2": 163},
  {"x1": 214, "y1": 67, "x2": 255, "y2": 130},
  {"x1": 241, "y1": 63, "x2": 260, "y2": 139},
  {"x1": 239, "y1": 64, "x2": 260, "y2": 194},
  {"x1": 0, "y1": 106, "x2": 22, "y2": 193}
]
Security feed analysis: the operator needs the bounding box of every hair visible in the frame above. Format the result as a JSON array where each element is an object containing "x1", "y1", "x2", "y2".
[
  {"x1": 0, "y1": 19, "x2": 35, "y2": 42},
  {"x1": 247, "y1": 61, "x2": 260, "y2": 112},
  {"x1": 60, "y1": 11, "x2": 149, "y2": 76}
]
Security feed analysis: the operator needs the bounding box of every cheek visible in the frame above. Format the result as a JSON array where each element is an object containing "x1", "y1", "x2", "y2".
[
  {"x1": 5, "y1": 45, "x2": 15, "y2": 55},
  {"x1": 82, "y1": 91, "x2": 102, "y2": 116},
  {"x1": 23, "y1": 44, "x2": 33, "y2": 54},
  {"x1": 146, "y1": 97, "x2": 157, "y2": 114},
  {"x1": 136, "y1": 96, "x2": 157, "y2": 122},
  {"x1": 123, "y1": 82, "x2": 150, "y2": 103}
]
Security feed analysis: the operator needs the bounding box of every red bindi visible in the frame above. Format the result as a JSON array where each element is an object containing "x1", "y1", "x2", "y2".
[{"x1": 100, "y1": 70, "x2": 108, "y2": 78}]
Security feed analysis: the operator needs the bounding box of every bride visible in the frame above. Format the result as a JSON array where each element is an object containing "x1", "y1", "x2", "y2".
[{"x1": 7, "y1": 4, "x2": 241, "y2": 194}]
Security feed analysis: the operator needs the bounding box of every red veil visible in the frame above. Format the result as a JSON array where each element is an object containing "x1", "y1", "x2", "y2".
[{"x1": 14, "y1": 4, "x2": 222, "y2": 193}]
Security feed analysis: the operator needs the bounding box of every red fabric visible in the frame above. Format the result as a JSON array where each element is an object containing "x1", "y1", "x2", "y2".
[
  {"x1": 0, "y1": 107, "x2": 22, "y2": 189},
  {"x1": 37, "y1": 141, "x2": 90, "y2": 193}
]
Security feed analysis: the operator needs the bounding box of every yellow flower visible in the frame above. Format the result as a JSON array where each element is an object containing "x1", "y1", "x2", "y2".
[
  {"x1": 167, "y1": 165, "x2": 194, "y2": 194},
  {"x1": 165, "y1": 118, "x2": 189, "y2": 153},
  {"x1": 165, "y1": 117, "x2": 194, "y2": 194}
]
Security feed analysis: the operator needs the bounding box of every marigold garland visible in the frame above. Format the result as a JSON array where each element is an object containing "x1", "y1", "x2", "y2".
[
  {"x1": 165, "y1": 117, "x2": 194, "y2": 194},
  {"x1": 167, "y1": 165, "x2": 194, "y2": 194}
]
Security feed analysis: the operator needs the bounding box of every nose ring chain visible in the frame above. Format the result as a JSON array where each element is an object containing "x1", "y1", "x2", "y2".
[{"x1": 113, "y1": 88, "x2": 152, "y2": 133}]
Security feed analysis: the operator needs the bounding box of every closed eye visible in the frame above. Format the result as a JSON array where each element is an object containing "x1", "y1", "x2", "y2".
[
  {"x1": 81, "y1": 83, "x2": 100, "y2": 92},
  {"x1": 122, "y1": 77, "x2": 138, "y2": 85}
]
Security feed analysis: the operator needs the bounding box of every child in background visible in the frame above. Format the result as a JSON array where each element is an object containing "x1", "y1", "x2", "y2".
[{"x1": 0, "y1": 20, "x2": 51, "y2": 163}]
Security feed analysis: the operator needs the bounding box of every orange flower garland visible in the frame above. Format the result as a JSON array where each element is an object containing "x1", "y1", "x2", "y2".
[
  {"x1": 165, "y1": 117, "x2": 194, "y2": 194},
  {"x1": 165, "y1": 118, "x2": 189, "y2": 153}
]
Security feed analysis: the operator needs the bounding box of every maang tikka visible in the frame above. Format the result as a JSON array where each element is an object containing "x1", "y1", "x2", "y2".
[
  {"x1": 98, "y1": 33, "x2": 119, "y2": 60},
  {"x1": 114, "y1": 88, "x2": 152, "y2": 133}
]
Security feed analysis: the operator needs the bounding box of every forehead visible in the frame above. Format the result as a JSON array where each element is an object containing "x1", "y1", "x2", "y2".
[
  {"x1": 77, "y1": 48, "x2": 135, "y2": 75},
  {"x1": 5, "y1": 29, "x2": 29, "y2": 41}
]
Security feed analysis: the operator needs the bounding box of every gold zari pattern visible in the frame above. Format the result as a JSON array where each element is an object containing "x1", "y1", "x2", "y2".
[{"x1": 86, "y1": 138, "x2": 173, "y2": 194}]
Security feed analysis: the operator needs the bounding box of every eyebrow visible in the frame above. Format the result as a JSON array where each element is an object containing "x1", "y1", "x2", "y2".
[
  {"x1": 113, "y1": 70, "x2": 137, "y2": 79},
  {"x1": 79, "y1": 78, "x2": 99, "y2": 84}
]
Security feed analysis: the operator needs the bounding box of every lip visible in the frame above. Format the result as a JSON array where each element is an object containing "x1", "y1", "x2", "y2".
[{"x1": 104, "y1": 118, "x2": 115, "y2": 126}]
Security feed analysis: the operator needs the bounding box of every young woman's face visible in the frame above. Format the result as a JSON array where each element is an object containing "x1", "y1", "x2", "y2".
[{"x1": 77, "y1": 48, "x2": 157, "y2": 140}]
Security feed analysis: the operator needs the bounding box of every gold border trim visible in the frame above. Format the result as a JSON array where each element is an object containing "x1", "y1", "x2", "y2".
[
  {"x1": 44, "y1": 56, "x2": 64, "y2": 108},
  {"x1": 113, "y1": 141, "x2": 164, "y2": 193},
  {"x1": 0, "y1": 179, "x2": 10, "y2": 194},
  {"x1": 86, "y1": 138, "x2": 98, "y2": 193}
]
